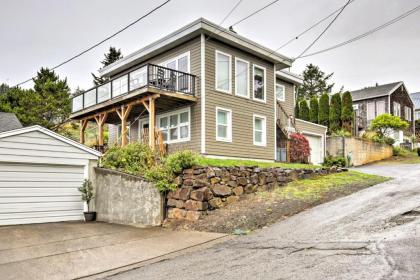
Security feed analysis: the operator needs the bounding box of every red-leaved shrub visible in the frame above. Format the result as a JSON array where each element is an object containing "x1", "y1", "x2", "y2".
[{"x1": 289, "y1": 133, "x2": 311, "y2": 163}]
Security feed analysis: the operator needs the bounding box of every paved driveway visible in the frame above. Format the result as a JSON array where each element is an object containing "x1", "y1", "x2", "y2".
[
  {"x1": 0, "y1": 222, "x2": 225, "y2": 280},
  {"x1": 106, "y1": 163, "x2": 420, "y2": 280}
]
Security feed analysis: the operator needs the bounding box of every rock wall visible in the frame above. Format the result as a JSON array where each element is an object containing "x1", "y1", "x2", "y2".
[
  {"x1": 166, "y1": 166, "x2": 345, "y2": 221},
  {"x1": 327, "y1": 136, "x2": 393, "y2": 166},
  {"x1": 94, "y1": 168, "x2": 164, "y2": 226}
]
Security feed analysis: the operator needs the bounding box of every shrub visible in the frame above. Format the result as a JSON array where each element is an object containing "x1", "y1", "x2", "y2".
[
  {"x1": 101, "y1": 142, "x2": 155, "y2": 175},
  {"x1": 289, "y1": 133, "x2": 311, "y2": 163},
  {"x1": 164, "y1": 150, "x2": 199, "y2": 175},
  {"x1": 341, "y1": 91, "x2": 354, "y2": 133},
  {"x1": 392, "y1": 146, "x2": 408, "y2": 157},
  {"x1": 319, "y1": 92, "x2": 330, "y2": 127},
  {"x1": 323, "y1": 155, "x2": 346, "y2": 167},
  {"x1": 299, "y1": 99, "x2": 310, "y2": 121},
  {"x1": 144, "y1": 165, "x2": 177, "y2": 192},
  {"x1": 329, "y1": 93, "x2": 342, "y2": 133},
  {"x1": 78, "y1": 179, "x2": 94, "y2": 212},
  {"x1": 370, "y1": 114, "x2": 409, "y2": 138},
  {"x1": 331, "y1": 129, "x2": 351, "y2": 137},
  {"x1": 309, "y1": 96, "x2": 319, "y2": 124}
]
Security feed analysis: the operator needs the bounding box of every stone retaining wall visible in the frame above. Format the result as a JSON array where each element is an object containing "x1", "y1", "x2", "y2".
[{"x1": 166, "y1": 166, "x2": 345, "y2": 221}]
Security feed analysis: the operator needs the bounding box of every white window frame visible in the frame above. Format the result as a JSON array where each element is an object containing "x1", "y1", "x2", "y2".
[
  {"x1": 275, "y1": 82, "x2": 285, "y2": 102},
  {"x1": 160, "y1": 51, "x2": 191, "y2": 73},
  {"x1": 367, "y1": 102, "x2": 376, "y2": 120},
  {"x1": 215, "y1": 107, "x2": 232, "y2": 142},
  {"x1": 157, "y1": 107, "x2": 191, "y2": 144},
  {"x1": 393, "y1": 102, "x2": 401, "y2": 117},
  {"x1": 215, "y1": 50, "x2": 232, "y2": 94},
  {"x1": 234, "y1": 57, "x2": 249, "y2": 98},
  {"x1": 415, "y1": 110, "x2": 420, "y2": 121},
  {"x1": 405, "y1": 106, "x2": 412, "y2": 121},
  {"x1": 253, "y1": 114, "x2": 266, "y2": 146},
  {"x1": 252, "y1": 64, "x2": 266, "y2": 103},
  {"x1": 376, "y1": 100, "x2": 385, "y2": 116}
]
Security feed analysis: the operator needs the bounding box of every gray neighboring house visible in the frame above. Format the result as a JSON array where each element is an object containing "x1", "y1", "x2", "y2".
[
  {"x1": 0, "y1": 112, "x2": 22, "y2": 132},
  {"x1": 351, "y1": 81, "x2": 414, "y2": 146},
  {"x1": 410, "y1": 92, "x2": 420, "y2": 120}
]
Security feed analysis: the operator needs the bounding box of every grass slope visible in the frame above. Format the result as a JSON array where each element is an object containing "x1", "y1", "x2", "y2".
[{"x1": 198, "y1": 157, "x2": 320, "y2": 169}]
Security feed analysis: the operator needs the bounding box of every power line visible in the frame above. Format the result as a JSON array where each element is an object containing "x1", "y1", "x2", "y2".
[
  {"x1": 230, "y1": 0, "x2": 280, "y2": 26},
  {"x1": 219, "y1": 0, "x2": 244, "y2": 26},
  {"x1": 13, "y1": 0, "x2": 171, "y2": 87},
  {"x1": 276, "y1": 0, "x2": 356, "y2": 50},
  {"x1": 295, "y1": 0, "x2": 352, "y2": 59},
  {"x1": 298, "y1": 3, "x2": 420, "y2": 59}
]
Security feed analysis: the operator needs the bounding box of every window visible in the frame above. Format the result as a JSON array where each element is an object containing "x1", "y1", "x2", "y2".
[
  {"x1": 158, "y1": 109, "x2": 190, "y2": 144},
  {"x1": 276, "y1": 81, "x2": 285, "y2": 102},
  {"x1": 253, "y1": 65, "x2": 266, "y2": 102},
  {"x1": 162, "y1": 52, "x2": 190, "y2": 72},
  {"x1": 215, "y1": 51, "x2": 232, "y2": 93},
  {"x1": 415, "y1": 111, "x2": 420, "y2": 120},
  {"x1": 393, "y1": 102, "x2": 401, "y2": 117},
  {"x1": 253, "y1": 115, "x2": 266, "y2": 146},
  {"x1": 376, "y1": 100, "x2": 385, "y2": 116},
  {"x1": 216, "y1": 107, "x2": 232, "y2": 142},
  {"x1": 405, "y1": 106, "x2": 412, "y2": 121},
  {"x1": 367, "y1": 102, "x2": 375, "y2": 120},
  {"x1": 235, "y1": 58, "x2": 249, "y2": 98}
]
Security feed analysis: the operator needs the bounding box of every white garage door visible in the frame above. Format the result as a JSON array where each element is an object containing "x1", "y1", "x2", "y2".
[
  {"x1": 0, "y1": 162, "x2": 84, "y2": 226},
  {"x1": 305, "y1": 134, "x2": 323, "y2": 165}
]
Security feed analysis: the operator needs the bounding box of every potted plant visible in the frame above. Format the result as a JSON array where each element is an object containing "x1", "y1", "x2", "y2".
[{"x1": 78, "y1": 179, "x2": 96, "y2": 222}]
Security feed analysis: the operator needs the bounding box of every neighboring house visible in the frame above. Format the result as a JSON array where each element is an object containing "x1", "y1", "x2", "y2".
[
  {"x1": 0, "y1": 112, "x2": 22, "y2": 132},
  {"x1": 410, "y1": 91, "x2": 420, "y2": 139},
  {"x1": 69, "y1": 18, "x2": 326, "y2": 164},
  {"x1": 350, "y1": 81, "x2": 414, "y2": 146}
]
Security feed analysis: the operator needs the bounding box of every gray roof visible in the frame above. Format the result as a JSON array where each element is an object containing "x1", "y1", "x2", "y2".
[
  {"x1": 410, "y1": 92, "x2": 420, "y2": 109},
  {"x1": 350, "y1": 81, "x2": 402, "y2": 101},
  {"x1": 0, "y1": 112, "x2": 23, "y2": 133}
]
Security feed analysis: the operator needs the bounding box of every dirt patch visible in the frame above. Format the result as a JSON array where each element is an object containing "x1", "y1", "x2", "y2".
[{"x1": 164, "y1": 180, "x2": 377, "y2": 234}]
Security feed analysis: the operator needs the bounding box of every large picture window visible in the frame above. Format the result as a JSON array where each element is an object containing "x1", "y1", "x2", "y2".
[
  {"x1": 253, "y1": 65, "x2": 266, "y2": 102},
  {"x1": 235, "y1": 58, "x2": 249, "y2": 98},
  {"x1": 158, "y1": 109, "x2": 190, "y2": 144},
  {"x1": 253, "y1": 114, "x2": 266, "y2": 146},
  {"x1": 215, "y1": 51, "x2": 232, "y2": 93},
  {"x1": 216, "y1": 107, "x2": 232, "y2": 142}
]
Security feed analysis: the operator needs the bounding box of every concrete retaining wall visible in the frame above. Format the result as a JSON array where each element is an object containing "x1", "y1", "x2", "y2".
[
  {"x1": 94, "y1": 168, "x2": 164, "y2": 226},
  {"x1": 326, "y1": 136, "x2": 393, "y2": 166}
]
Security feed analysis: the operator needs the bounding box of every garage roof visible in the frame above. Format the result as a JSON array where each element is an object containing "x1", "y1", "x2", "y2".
[{"x1": 0, "y1": 125, "x2": 102, "y2": 157}]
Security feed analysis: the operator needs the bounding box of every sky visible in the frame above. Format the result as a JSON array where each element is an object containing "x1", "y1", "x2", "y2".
[{"x1": 1, "y1": 0, "x2": 419, "y2": 93}]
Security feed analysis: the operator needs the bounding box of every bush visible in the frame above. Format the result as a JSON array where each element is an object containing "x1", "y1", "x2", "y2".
[
  {"x1": 341, "y1": 91, "x2": 353, "y2": 133},
  {"x1": 329, "y1": 93, "x2": 342, "y2": 133},
  {"x1": 309, "y1": 96, "x2": 319, "y2": 124},
  {"x1": 319, "y1": 93, "x2": 330, "y2": 127},
  {"x1": 144, "y1": 165, "x2": 177, "y2": 192},
  {"x1": 164, "y1": 150, "x2": 199, "y2": 175},
  {"x1": 331, "y1": 129, "x2": 351, "y2": 137},
  {"x1": 299, "y1": 100, "x2": 310, "y2": 121},
  {"x1": 370, "y1": 114, "x2": 409, "y2": 138},
  {"x1": 323, "y1": 155, "x2": 346, "y2": 167},
  {"x1": 289, "y1": 133, "x2": 311, "y2": 163}
]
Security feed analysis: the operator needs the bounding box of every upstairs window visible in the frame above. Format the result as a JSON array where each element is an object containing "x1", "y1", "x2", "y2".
[
  {"x1": 415, "y1": 111, "x2": 420, "y2": 120},
  {"x1": 405, "y1": 106, "x2": 412, "y2": 121},
  {"x1": 215, "y1": 51, "x2": 232, "y2": 93},
  {"x1": 276, "y1": 82, "x2": 285, "y2": 102},
  {"x1": 253, "y1": 114, "x2": 266, "y2": 146},
  {"x1": 162, "y1": 52, "x2": 190, "y2": 73},
  {"x1": 216, "y1": 107, "x2": 232, "y2": 142},
  {"x1": 253, "y1": 65, "x2": 266, "y2": 102},
  {"x1": 376, "y1": 100, "x2": 385, "y2": 116},
  {"x1": 393, "y1": 102, "x2": 401, "y2": 117},
  {"x1": 235, "y1": 58, "x2": 249, "y2": 98},
  {"x1": 367, "y1": 102, "x2": 375, "y2": 120}
]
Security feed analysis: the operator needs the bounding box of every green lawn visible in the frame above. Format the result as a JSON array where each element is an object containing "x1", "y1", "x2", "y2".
[
  {"x1": 266, "y1": 171, "x2": 389, "y2": 201},
  {"x1": 376, "y1": 150, "x2": 420, "y2": 165},
  {"x1": 197, "y1": 157, "x2": 320, "y2": 169}
]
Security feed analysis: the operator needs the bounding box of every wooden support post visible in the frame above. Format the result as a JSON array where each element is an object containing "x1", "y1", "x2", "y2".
[
  {"x1": 148, "y1": 96, "x2": 156, "y2": 150},
  {"x1": 116, "y1": 105, "x2": 132, "y2": 146},
  {"x1": 80, "y1": 119, "x2": 88, "y2": 144},
  {"x1": 94, "y1": 112, "x2": 108, "y2": 146}
]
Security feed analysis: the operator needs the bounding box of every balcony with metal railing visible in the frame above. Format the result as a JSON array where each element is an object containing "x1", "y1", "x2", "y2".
[{"x1": 70, "y1": 63, "x2": 196, "y2": 116}]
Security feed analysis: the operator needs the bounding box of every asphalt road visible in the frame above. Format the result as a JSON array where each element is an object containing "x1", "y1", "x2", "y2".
[{"x1": 105, "y1": 163, "x2": 420, "y2": 280}]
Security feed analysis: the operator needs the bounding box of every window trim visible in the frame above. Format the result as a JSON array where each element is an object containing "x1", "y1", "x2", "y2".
[
  {"x1": 157, "y1": 107, "x2": 191, "y2": 144},
  {"x1": 215, "y1": 50, "x2": 232, "y2": 94},
  {"x1": 367, "y1": 101, "x2": 376, "y2": 121},
  {"x1": 253, "y1": 114, "x2": 267, "y2": 146},
  {"x1": 234, "y1": 57, "x2": 250, "y2": 99},
  {"x1": 160, "y1": 51, "x2": 191, "y2": 73},
  {"x1": 405, "y1": 106, "x2": 412, "y2": 121},
  {"x1": 393, "y1": 102, "x2": 401, "y2": 117},
  {"x1": 376, "y1": 100, "x2": 385, "y2": 116},
  {"x1": 215, "y1": 107, "x2": 232, "y2": 142},
  {"x1": 275, "y1": 82, "x2": 286, "y2": 102},
  {"x1": 252, "y1": 64, "x2": 267, "y2": 103}
]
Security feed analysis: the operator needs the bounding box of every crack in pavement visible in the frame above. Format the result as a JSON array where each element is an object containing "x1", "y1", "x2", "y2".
[{"x1": 376, "y1": 241, "x2": 399, "y2": 280}]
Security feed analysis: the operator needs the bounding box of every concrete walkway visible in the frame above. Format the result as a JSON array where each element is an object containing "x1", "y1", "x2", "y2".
[{"x1": 0, "y1": 222, "x2": 226, "y2": 280}]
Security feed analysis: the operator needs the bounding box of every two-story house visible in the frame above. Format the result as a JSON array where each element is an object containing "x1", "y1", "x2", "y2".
[
  {"x1": 351, "y1": 81, "x2": 414, "y2": 146},
  {"x1": 69, "y1": 18, "x2": 327, "y2": 164}
]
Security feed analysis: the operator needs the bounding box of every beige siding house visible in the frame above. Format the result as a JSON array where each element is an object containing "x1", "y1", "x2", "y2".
[{"x1": 70, "y1": 18, "x2": 326, "y2": 164}]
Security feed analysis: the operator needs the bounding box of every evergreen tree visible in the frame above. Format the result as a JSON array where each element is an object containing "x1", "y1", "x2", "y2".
[
  {"x1": 319, "y1": 93, "x2": 329, "y2": 127},
  {"x1": 341, "y1": 91, "x2": 354, "y2": 133},
  {"x1": 297, "y1": 64, "x2": 334, "y2": 99},
  {"x1": 92, "y1": 47, "x2": 123, "y2": 86},
  {"x1": 309, "y1": 96, "x2": 319, "y2": 124},
  {"x1": 0, "y1": 83, "x2": 9, "y2": 94},
  {"x1": 329, "y1": 93, "x2": 342, "y2": 133},
  {"x1": 294, "y1": 101, "x2": 300, "y2": 118},
  {"x1": 299, "y1": 99, "x2": 310, "y2": 121}
]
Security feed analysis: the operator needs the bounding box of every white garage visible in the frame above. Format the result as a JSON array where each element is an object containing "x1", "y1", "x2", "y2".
[
  {"x1": 304, "y1": 133, "x2": 324, "y2": 165},
  {"x1": 0, "y1": 126, "x2": 101, "y2": 226}
]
